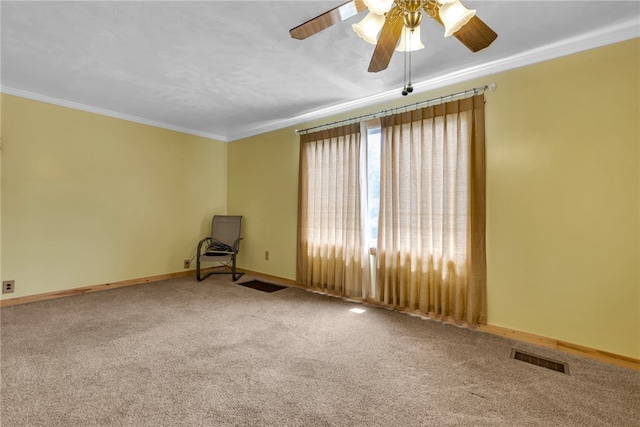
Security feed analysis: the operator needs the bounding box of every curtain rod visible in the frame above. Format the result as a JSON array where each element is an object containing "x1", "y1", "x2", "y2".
[{"x1": 295, "y1": 83, "x2": 496, "y2": 135}]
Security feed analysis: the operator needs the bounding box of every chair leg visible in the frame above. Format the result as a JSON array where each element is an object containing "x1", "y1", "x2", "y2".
[
  {"x1": 231, "y1": 255, "x2": 237, "y2": 281},
  {"x1": 198, "y1": 254, "x2": 242, "y2": 282},
  {"x1": 231, "y1": 255, "x2": 243, "y2": 281}
]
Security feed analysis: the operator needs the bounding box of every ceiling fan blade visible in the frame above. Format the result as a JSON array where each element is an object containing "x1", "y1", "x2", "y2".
[
  {"x1": 290, "y1": 0, "x2": 368, "y2": 40},
  {"x1": 446, "y1": 15, "x2": 498, "y2": 52},
  {"x1": 368, "y1": 11, "x2": 404, "y2": 73}
]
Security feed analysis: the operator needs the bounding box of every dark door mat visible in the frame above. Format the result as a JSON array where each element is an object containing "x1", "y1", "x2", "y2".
[{"x1": 237, "y1": 280, "x2": 287, "y2": 293}]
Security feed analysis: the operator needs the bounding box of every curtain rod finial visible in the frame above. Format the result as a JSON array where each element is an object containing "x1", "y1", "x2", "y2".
[{"x1": 487, "y1": 83, "x2": 497, "y2": 91}]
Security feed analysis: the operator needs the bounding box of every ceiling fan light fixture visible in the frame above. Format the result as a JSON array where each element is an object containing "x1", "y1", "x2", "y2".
[
  {"x1": 439, "y1": 0, "x2": 476, "y2": 37},
  {"x1": 290, "y1": 0, "x2": 497, "y2": 75},
  {"x1": 396, "y1": 26, "x2": 425, "y2": 52},
  {"x1": 352, "y1": 12, "x2": 386, "y2": 44},
  {"x1": 363, "y1": 0, "x2": 394, "y2": 15}
]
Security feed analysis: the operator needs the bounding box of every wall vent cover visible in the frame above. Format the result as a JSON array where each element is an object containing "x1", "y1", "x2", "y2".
[{"x1": 511, "y1": 349, "x2": 569, "y2": 374}]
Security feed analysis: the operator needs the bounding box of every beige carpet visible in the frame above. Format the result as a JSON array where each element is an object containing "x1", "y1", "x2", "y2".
[{"x1": 1, "y1": 275, "x2": 638, "y2": 426}]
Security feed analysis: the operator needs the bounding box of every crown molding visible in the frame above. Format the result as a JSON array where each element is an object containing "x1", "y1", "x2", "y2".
[
  {"x1": 0, "y1": 87, "x2": 229, "y2": 142},
  {"x1": 3, "y1": 18, "x2": 638, "y2": 143},
  {"x1": 226, "y1": 18, "x2": 639, "y2": 142}
]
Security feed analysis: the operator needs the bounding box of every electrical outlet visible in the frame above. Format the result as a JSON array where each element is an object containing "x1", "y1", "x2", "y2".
[
  {"x1": 184, "y1": 260, "x2": 191, "y2": 269},
  {"x1": 265, "y1": 251, "x2": 269, "y2": 261},
  {"x1": 3, "y1": 280, "x2": 15, "y2": 294}
]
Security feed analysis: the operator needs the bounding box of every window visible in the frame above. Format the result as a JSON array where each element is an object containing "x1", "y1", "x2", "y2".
[
  {"x1": 298, "y1": 96, "x2": 486, "y2": 323},
  {"x1": 366, "y1": 125, "x2": 381, "y2": 248}
]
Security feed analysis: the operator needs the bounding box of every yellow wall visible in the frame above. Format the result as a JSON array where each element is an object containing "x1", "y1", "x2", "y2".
[
  {"x1": 228, "y1": 39, "x2": 640, "y2": 359},
  {"x1": 1, "y1": 94, "x2": 227, "y2": 299},
  {"x1": 227, "y1": 127, "x2": 300, "y2": 279},
  {"x1": 485, "y1": 40, "x2": 639, "y2": 360}
]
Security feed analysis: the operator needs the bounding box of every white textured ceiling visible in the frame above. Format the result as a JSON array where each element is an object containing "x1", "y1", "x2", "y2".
[{"x1": 2, "y1": 1, "x2": 639, "y2": 141}]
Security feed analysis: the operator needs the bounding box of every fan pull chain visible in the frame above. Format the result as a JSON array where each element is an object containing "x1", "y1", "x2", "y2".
[
  {"x1": 402, "y1": 29, "x2": 408, "y2": 96},
  {"x1": 402, "y1": 28, "x2": 414, "y2": 96},
  {"x1": 408, "y1": 37, "x2": 413, "y2": 94}
]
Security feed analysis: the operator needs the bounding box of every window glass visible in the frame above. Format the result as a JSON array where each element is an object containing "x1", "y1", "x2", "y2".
[{"x1": 366, "y1": 126, "x2": 381, "y2": 247}]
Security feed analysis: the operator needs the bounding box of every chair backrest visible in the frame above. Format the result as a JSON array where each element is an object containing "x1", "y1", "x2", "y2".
[{"x1": 210, "y1": 215, "x2": 242, "y2": 248}]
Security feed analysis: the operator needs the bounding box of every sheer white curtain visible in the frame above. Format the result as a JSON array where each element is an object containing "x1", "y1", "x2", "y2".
[
  {"x1": 376, "y1": 96, "x2": 486, "y2": 324},
  {"x1": 297, "y1": 123, "x2": 370, "y2": 299}
]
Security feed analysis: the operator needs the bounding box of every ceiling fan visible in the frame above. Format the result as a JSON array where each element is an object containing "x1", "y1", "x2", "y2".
[{"x1": 290, "y1": 0, "x2": 497, "y2": 74}]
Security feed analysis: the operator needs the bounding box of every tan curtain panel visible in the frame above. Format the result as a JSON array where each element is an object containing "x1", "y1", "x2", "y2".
[
  {"x1": 376, "y1": 95, "x2": 486, "y2": 324},
  {"x1": 297, "y1": 123, "x2": 370, "y2": 299}
]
